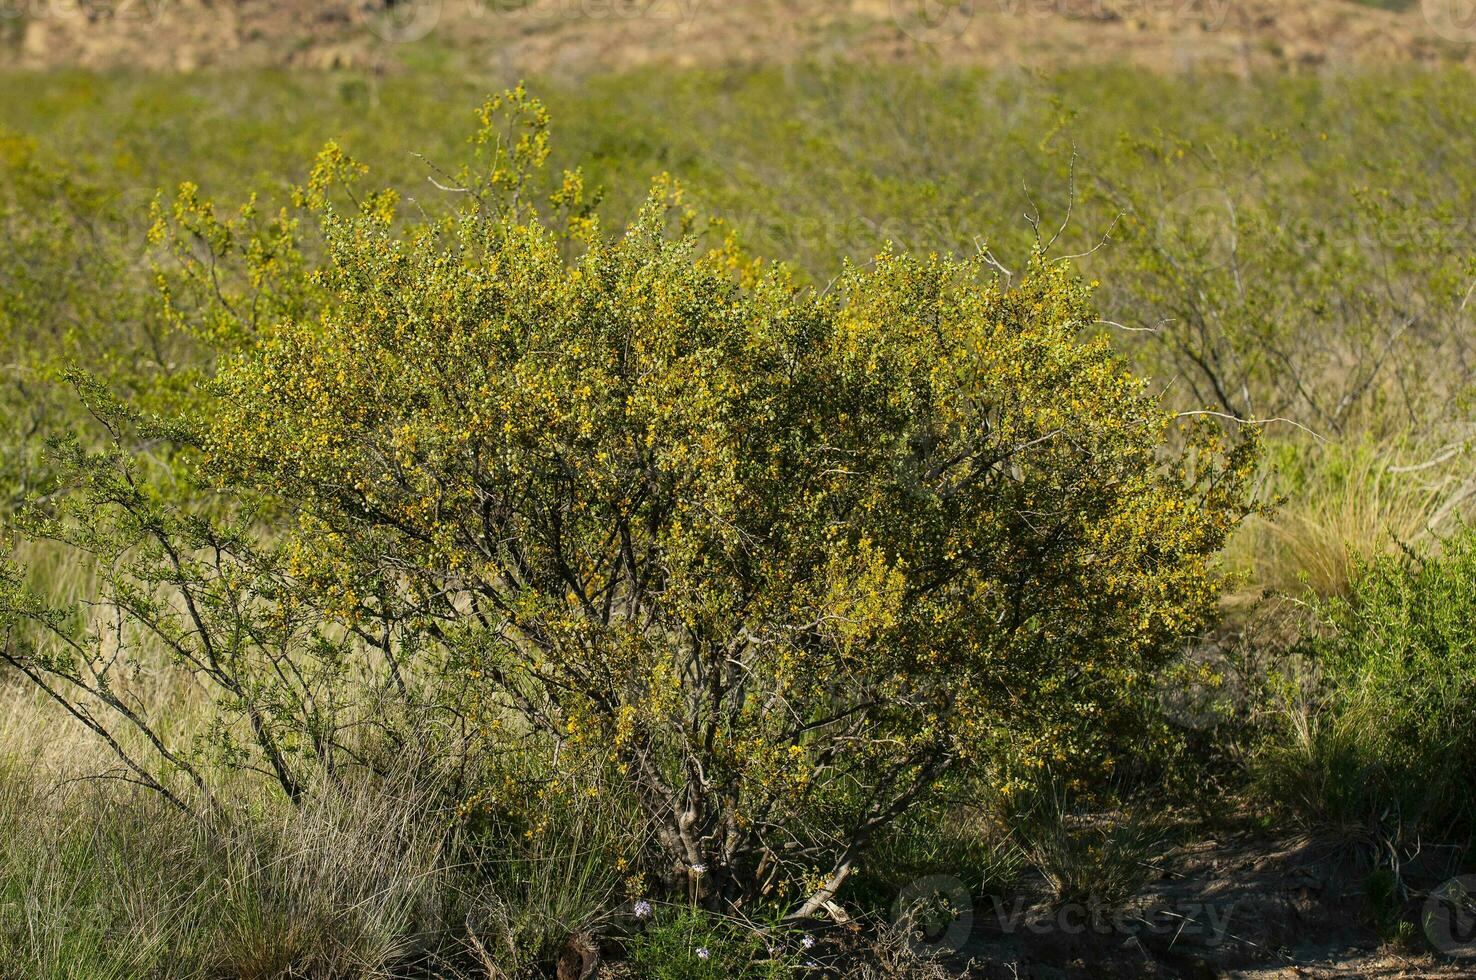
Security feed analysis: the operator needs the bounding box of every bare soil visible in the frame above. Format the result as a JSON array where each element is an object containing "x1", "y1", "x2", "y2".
[
  {"x1": 3, "y1": 0, "x2": 1473, "y2": 76},
  {"x1": 946, "y1": 822, "x2": 1473, "y2": 978}
]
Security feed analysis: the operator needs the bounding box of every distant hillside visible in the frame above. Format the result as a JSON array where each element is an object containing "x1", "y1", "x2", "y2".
[{"x1": 3, "y1": 0, "x2": 1472, "y2": 75}]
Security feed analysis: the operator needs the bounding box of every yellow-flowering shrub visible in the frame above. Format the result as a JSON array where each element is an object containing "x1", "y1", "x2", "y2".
[{"x1": 4, "y1": 91, "x2": 1256, "y2": 912}]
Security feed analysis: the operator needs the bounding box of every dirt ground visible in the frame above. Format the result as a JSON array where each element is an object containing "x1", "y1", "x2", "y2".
[
  {"x1": 3, "y1": 0, "x2": 1474, "y2": 76},
  {"x1": 938, "y1": 822, "x2": 1474, "y2": 978}
]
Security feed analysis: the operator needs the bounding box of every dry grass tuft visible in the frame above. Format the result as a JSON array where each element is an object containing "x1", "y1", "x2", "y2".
[{"x1": 1231, "y1": 438, "x2": 1474, "y2": 599}]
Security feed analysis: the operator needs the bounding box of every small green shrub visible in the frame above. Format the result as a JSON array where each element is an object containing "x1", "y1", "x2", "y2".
[
  {"x1": 628, "y1": 907, "x2": 795, "y2": 980},
  {"x1": 1256, "y1": 529, "x2": 1476, "y2": 850}
]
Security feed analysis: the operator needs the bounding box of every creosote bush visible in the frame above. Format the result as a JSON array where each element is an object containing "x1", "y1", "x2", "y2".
[{"x1": 0, "y1": 88, "x2": 1256, "y2": 919}]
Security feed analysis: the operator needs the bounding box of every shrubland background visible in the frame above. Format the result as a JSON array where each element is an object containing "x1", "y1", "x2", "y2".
[{"x1": 3, "y1": 7, "x2": 1476, "y2": 976}]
